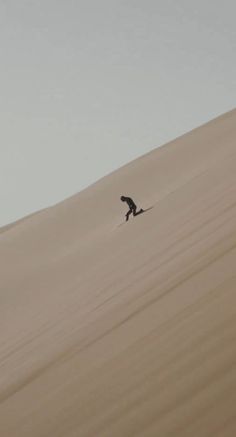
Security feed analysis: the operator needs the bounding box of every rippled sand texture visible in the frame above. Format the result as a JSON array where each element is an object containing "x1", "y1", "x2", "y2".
[{"x1": 1, "y1": 110, "x2": 236, "y2": 436}]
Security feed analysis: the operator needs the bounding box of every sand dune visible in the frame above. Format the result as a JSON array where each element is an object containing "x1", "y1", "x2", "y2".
[{"x1": 0, "y1": 109, "x2": 236, "y2": 436}]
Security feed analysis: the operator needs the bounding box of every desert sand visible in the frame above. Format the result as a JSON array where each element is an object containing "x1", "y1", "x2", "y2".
[{"x1": 0, "y1": 109, "x2": 236, "y2": 436}]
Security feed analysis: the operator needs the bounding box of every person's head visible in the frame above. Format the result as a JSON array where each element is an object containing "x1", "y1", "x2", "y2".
[{"x1": 120, "y1": 196, "x2": 126, "y2": 201}]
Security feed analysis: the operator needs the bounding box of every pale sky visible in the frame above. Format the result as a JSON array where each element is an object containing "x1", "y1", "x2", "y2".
[{"x1": 0, "y1": 0, "x2": 235, "y2": 226}]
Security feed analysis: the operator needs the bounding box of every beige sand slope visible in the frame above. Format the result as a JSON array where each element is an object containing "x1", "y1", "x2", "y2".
[{"x1": 1, "y1": 110, "x2": 236, "y2": 437}]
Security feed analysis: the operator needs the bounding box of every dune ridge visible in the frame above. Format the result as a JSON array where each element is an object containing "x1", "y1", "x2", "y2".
[{"x1": 0, "y1": 109, "x2": 236, "y2": 436}]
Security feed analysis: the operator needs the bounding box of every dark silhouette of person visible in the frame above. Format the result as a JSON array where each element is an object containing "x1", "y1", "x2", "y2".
[{"x1": 120, "y1": 196, "x2": 144, "y2": 221}]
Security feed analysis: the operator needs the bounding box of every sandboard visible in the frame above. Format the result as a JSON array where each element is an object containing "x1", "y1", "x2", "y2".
[{"x1": 118, "y1": 206, "x2": 153, "y2": 227}]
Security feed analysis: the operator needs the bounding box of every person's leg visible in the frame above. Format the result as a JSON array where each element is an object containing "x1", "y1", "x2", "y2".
[
  {"x1": 126, "y1": 209, "x2": 132, "y2": 221},
  {"x1": 134, "y1": 206, "x2": 144, "y2": 216},
  {"x1": 132, "y1": 205, "x2": 137, "y2": 216}
]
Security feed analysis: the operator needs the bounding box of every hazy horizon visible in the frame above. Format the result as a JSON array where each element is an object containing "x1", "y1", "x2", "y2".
[{"x1": 1, "y1": 0, "x2": 235, "y2": 226}]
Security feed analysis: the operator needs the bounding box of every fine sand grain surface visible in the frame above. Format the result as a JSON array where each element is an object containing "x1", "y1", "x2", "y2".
[{"x1": 0, "y1": 110, "x2": 236, "y2": 436}]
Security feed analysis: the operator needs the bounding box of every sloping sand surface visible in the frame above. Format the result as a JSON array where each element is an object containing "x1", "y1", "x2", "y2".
[{"x1": 0, "y1": 110, "x2": 236, "y2": 436}]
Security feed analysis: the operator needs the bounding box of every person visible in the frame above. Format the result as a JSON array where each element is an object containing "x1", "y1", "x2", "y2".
[{"x1": 120, "y1": 196, "x2": 144, "y2": 221}]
